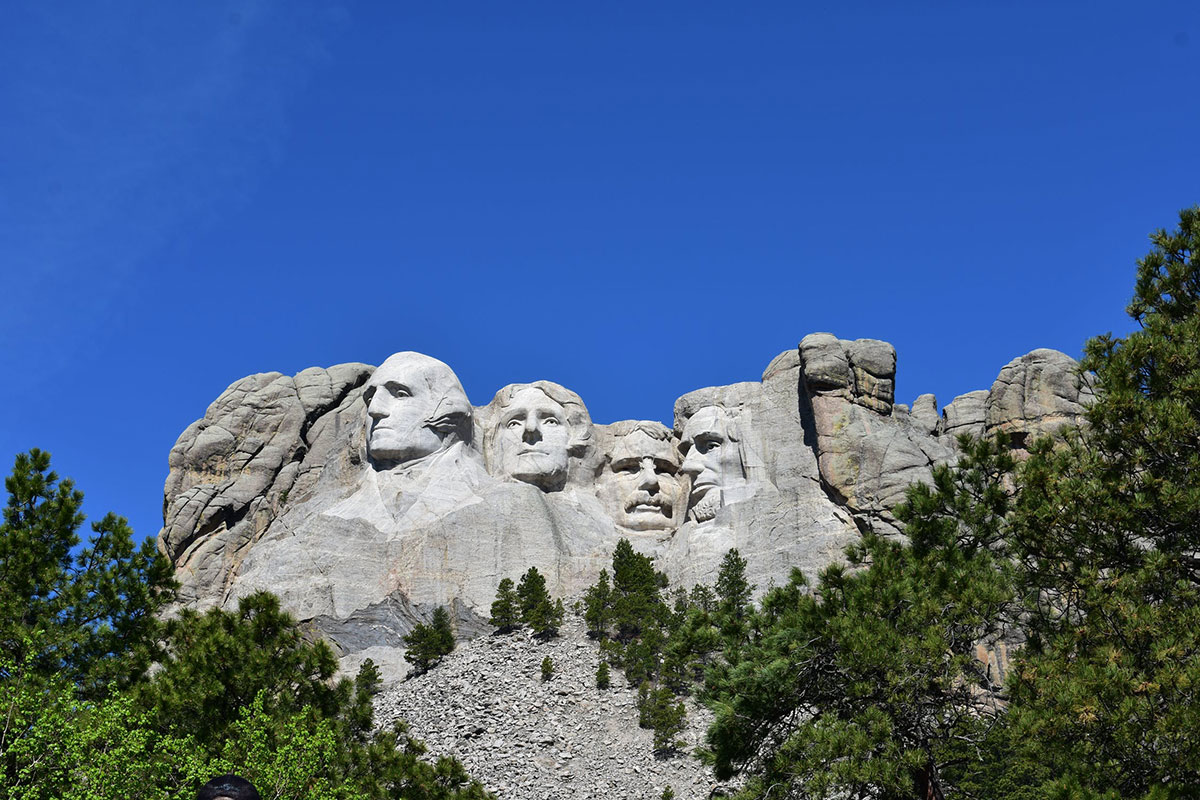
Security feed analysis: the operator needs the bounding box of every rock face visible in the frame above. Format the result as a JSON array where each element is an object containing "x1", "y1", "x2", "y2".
[{"x1": 159, "y1": 337, "x2": 1091, "y2": 680}]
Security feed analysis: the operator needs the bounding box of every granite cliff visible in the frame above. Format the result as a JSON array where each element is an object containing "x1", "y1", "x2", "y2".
[{"x1": 158, "y1": 335, "x2": 1091, "y2": 680}]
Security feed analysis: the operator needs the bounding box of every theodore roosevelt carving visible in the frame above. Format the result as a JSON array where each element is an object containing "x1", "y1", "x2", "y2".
[{"x1": 597, "y1": 420, "x2": 685, "y2": 532}]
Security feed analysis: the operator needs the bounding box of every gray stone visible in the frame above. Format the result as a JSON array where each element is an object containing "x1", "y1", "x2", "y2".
[
  {"x1": 847, "y1": 338, "x2": 896, "y2": 413},
  {"x1": 910, "y1": 394, "x2": 939, "y2": 435},
  {"x1": 985, "y1": 348, "x2": 1093, "y2": 448},
  {"x1": 158, "y1": 341, "x2": 1090, "y2": 680},
  {"x1": 160, "y1": 364, "x2": 371, "y2": 606},
  {"x1": 940, "y1": 390, "x2": 989, "y2": 440},
  {"x1": 798, "y1": 333, "x2": 951, "y2": 532}
]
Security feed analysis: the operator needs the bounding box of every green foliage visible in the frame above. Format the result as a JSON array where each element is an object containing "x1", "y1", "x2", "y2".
[
  {"x1": 583, "y1": 568, "x2": 612, "y2": 638},
  {"x1": 584, "y1": 539, "x2": 675, "y2": 691},
  {"x1": 660, "y1": 787, "x2": 675, "y2": 800},
  {"x1": 0, "y1": 449, "x2": 176, "y2": 697},
  {"x1": 2, "y1": 646, "x2": 204, "y2": 800},
  {"x1": 517, "y1": 567, "x2": 564, "y2": 638},
  {"x1": 632, "y1": 680, "x2": 688, "y2": 757},
  {"x1": 712, "y1": 549, "x2": 753, "y2": 662},
  {"x1": 997, "y1": 206, "x2": 1200, "y2": 798},
  {"x1": 0, "y1": 454, "x2": 493, "y2": 799},
  {"x1": 2, "y1": 610, "x2": 491, "y2": 800},
  {"x1": 540, "y1": 655, "x2": 553, "y2": 682},
  {"x1": 713, "y1": 548, "x2": 752, "y2": 622},
  {"x1": 404, "y1": 606, "x2": 456, "y2": 674},
  {"x1": 516, "y1": 566, "x2": 550, "y2": 619},
  {"x1": 596, "y1": 659, "x2": 610, "y2": 689},
  {"x1": 610, "y1": 539, "x2": 668, "y2": 643},
  {"x1": 488, "y1": 578, "x2": 521, "y2": 633},
  {"x1": 695, "y1": 208, "x2": 1200, "y2": 798},
  {"x1": 704, "y1": 436, "x2": 1017, "y2": 798},
  {"x1": 637, "y1": 680, "x2": 651, "y2": 728},
  {"x1": 649, "y1": 686, "x2": 687, "y2": 757},
  {"x1": 142, "y1": 591, "x2": 350, "y2": 744}
]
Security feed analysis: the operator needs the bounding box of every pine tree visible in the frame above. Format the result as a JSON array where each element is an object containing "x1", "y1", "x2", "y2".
[
  {"x1": 547, "y1": 598, "x2": 565, "y2": 635},
  {"x1": 649, "y1": 686, "x2": 687, "y2": 756},
  {"x1": 999, "y1": 206, "x2": 1200, "y2": 798},
  {"x1": 0, "y1": 457, "x2": 493, "y2": 800},
  {"x1": 583, "y1": 568, "x2": 613, "y2": 639},
  {"x1": 713, "y1": 548, "x2": 754, "y2": 653},
  {"x1": 517, "y1": 567, "x2": 563, "y2": 639},
  {"x1": 704, "y1": 436, "x2": 1017, "y2": 798},
  {"x1": 403, "y1": 605, "x2": 455, "y2": 675},
  {"x1": 516, "y1": 566, "x2": 550, "y2": 621},
  {"x1": 540, "y1": 655, "x2": 553, "y2": 682},
  {"x1": 431, "y1": 605, "x2": 456, "y2": 654},
  {"x1": 596, "y1": 659, "x2": 611, "y2": 689},
  {"x1": 637, "y1": 681, "x2": 652, "y2": 728},
  {"x1": 610, "y1": 538, "x2": 668, "y2": 643},
  {"x1": 489, "y1": 577, "x2": 521, "y2": 633},
  {"x1": 0, "y1": 449, "x2": 177, "y2": 697},
  {"x1": 714, "y1": 549, "x2": 752, "y2": 621}
]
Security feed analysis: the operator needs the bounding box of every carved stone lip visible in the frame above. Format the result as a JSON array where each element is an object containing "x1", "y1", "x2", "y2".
[{"x1": 626, "y1": 497, "x2": 670, "y2": 514}]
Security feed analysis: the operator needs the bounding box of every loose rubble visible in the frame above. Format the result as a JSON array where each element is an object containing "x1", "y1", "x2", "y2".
[{"x1": 375, "y1": 612, "x2": 736, "y2": 800}]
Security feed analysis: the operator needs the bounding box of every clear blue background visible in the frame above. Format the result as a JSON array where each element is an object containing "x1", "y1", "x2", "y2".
[{"x1": 2, "y1": 2, "x2": 1198, "y2": 545}]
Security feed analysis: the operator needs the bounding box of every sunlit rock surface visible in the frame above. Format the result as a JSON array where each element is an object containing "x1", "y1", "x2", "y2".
[{"x1": 159, "y1": 337, "x2": 1087, "y2": 680}]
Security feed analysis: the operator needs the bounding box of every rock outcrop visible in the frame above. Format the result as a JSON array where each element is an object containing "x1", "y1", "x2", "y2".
[{"x1": 159, "y1": 336, "x2": 1091, "y2": 680}]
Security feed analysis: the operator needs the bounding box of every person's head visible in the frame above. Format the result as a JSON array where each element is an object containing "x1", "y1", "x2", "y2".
[
  {"x1": 197, "y1": 774, "x2": 260, "y2": 800},
  {"x1": 363, "y1": 352, "x2": 472, "y2": 468},
  {"x1": 678, "y1": 405, "x2": 747, "y2": 520},
  {"x1": 485, "y1": 381, "x2": 592, "y2": 491},
  {"x1": 598, "y1": 420, "x2": 684, "y2": 531}
]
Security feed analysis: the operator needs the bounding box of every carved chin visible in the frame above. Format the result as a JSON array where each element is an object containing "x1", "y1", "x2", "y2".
[
  {"x1": 508, "y1": 464, "x2": 567, "y2": 491},
  {"x1": 689, "y1": 489, "x2": 721, "y2": 523}
]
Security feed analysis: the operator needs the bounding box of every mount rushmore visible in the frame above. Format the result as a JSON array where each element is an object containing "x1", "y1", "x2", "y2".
[{"x1": 157, "y1": 334, "x2": 1092, "y2": 679}]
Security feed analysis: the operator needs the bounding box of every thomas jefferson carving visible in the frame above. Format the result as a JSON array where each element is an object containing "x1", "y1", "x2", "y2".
[{"x1": 483, "y1": 381, "x2": 593, "y2": 492}]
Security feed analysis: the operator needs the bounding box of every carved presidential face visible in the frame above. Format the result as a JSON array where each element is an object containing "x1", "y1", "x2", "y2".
[
  {"x1": 679, "y1": 406, "x2": 746, "y2": 509},
  {"x1": 364, "y1": 353, "x2": 468, "y2": 467},
  {"x1": 600, "y1": 427, "x2": 684, "y2": 531},
  {"x1": 493, "y1": 386, "x2": 572, "y2": 490}
]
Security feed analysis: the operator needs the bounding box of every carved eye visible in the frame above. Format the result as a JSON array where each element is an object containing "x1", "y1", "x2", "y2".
[
  {"x1": 614, "y1": 462, "x2": 639, "y2": 474},
  {"x1": 386, "y1": 382, "x2": 412, "y2": 398},
  {"x1": 543, "y1": 417, "x2": 561, "y2": 426},
  {"x1": 506, "y1": 419, "x2": 524, "y2": 429},
  {"x1": 695, "y1": 437, "x2": 721, "y2": 454}
]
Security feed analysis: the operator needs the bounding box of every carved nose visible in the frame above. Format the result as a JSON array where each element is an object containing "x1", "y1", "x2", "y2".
[
  {"x1": 637, "y1": 462, "x2": 659, "y2": 490},
  {"x1": 680, "y1": 452, "x2": 701, "y2": 477},
  {"x1": 522, "y1": 417, "x2": 541, "y2": 442},
  {"x1": 367, "y1": 394, "x2": 386, "y2": 420}
]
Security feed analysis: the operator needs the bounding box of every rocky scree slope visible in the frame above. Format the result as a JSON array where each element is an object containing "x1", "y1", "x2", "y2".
[{"x1": 375, "y1": 612, "x2": 734, "y2": 800}]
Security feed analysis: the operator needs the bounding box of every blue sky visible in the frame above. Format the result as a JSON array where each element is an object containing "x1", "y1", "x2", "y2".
[{"x1": 2, "y1": 1, "x2": 1198, "y2": 545}]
